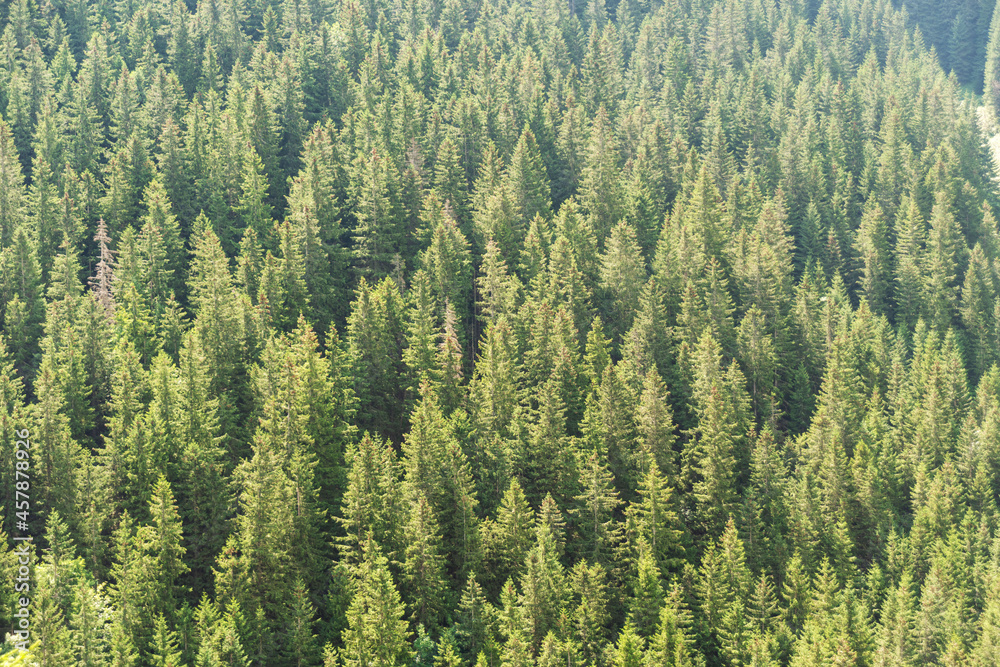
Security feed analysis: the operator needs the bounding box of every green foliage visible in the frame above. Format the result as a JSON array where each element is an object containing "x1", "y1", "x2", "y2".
[
  {"x1": 342, "y1": 539, "x2": 414, "y2": 667},
  {"x1": 347, "y1": 278, "x2": 406, "y2": 442},
  {"x1": 4, "y1": 0, "x2": 1000, "y2": 664}
]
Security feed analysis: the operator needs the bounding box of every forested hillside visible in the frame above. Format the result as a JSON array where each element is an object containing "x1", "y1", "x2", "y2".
[
  {"x1": 899, "y1": 0, "x2": 994, "y2": 90},
  {"x1": 3, "y1": 0, "x2": 1000, "y2": 665}
]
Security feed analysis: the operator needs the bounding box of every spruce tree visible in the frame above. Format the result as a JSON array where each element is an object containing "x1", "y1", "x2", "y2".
[
  {"x1": 149, "y1": 615, "x2": 184, "y2": 667},
  {"x1": 71, "y1": 578, "x2": 113, "y2": 667},
  {"x1": 455, "y1": 573, "x2": 496, "y2": 665},
  {"x1": 342, "y1": 539, "x2": 414, "y2": 667},
  {"x1": 1, "y1": 224, "x2": 46, "y2": 375},
  {"x1": 236, "y1": 143, "x2": 274, "y2": 245},
  {"x1": 570, "y1": 450, "x2": 623, "y2": 567},
  {"x1": 579, "y1": 105, "x2": 621, "y2": 240},
  {"x1": 505, "y1": 127, "x2": 551, "y2": 226},
  {"x1": 33, "y1": 562, "x2": 76, "y2": 667},
  {"x1": 924, "y1": 191, "x2": 967, "y2": 331},
  {"x1": 401, "y1": 490, "x2": 448, "y2": 632},
  {"x1": 346, "y1": 278, "x2": 406, "y2": 441},
  {"x1": 647, "y1": 583, "x2": 699, "y2": 667},
  {"x1": 0, "y1": 117, "x2": 27, "y2": 248},
  {"x1": 482, "y1": 478, "x2": 535, "y2": 599},
  {"x1": 683, "y1": 332, "x2": 750, "y2": 540},
  {"x1": 351, "y1": 144, "x2": 401, "y2": 279},
  {"x1": 335, "y1": 432, "x2": 405, "y2": 569},
  {"x1": 854, "y1": 201, "x2": 892, "y2": 316},
  {"x1": 629, "y1": 541, "x2": 664, "y2": 638},
  {"x1": 518, "y1": 506, "x2": 568, "y2": 651},
  {"x1": 467, "y1": 317, "x2": 521, "y2": 504},
  {"x1": 598, "y1": 221, "x2": 646, "y2": 344},
  {"x1": 569, "y1": 560, "x2": 611, "y2": 665},
  {"x1": 873, "y1": 569, "x2": 917, "y2": 667},
  {"x1": 420, "y1": 209, "x2": 472, "y2": 329},
  {"x1": 476, "y1": 241, "x2": 523, "y2": 323}
]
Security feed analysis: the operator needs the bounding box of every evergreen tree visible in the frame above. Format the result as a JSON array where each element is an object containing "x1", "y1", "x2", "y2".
[
  {"x1": 149, "y1": 614, "x2": 184, "y2": 667},
  {"x1": 961, "y1": 243, "x2": 999, "y2": 380},
  {"x1": 635, "y1": 367, "x2": 678, "y2": 480},
  {"x1": 237, "y1": 143, "x2": 274, "y2": 244},
  {"x1": 1, "y1": 224, "x2": 45, "y2": 376},
  {"x1": 631, "y1": 460, "x2": 685, "y2": 575},
  {"x1": 467, "y1": 317, "x2": 520, "y2": 504},
  {"x1": 31, "y1": 350, "x2": 85, "y2": 532},
  {"x1": 404, "y1": 383, "x2": 482, "y2": 584},
  {"x1": 683, "y1": 332, "x2": 751, "y2": 540},
  {"x1": 186, "y1": 218, "x2": 251, "y2": 444},
  {"x1": 401, "y1": 490, "x2": 448, "y2": 632},
  {"x1": 477, "y1": 241, "x2": 523, "y2": 324},
  {"x1": 71, "y1": 578, "x2": 113, "y2": 667},
  {"x1": 894, "y1": 196, "x2": 928, "y2": 329},
  {"x1": 346, "y1": 278, "x2": 406, "y2": 441},
  {"x1": 143, "y1": 475, "x2": 188, "y2": 621},
  {"x1": 579, "y1": 106, "x2": 622, "y2": 240},
  {"x1": 873, "y1": 569, "x2": 917, "y2": 667},
  {"x1": 33, "y1": 560, "x2": 76, "y2": 667},
  {"x1": 506, "y1": 127, "x2": 551, "y2": 225},
  {"x1": 455, "y1": 573, "x2": 496, "y2": 665},
  {"x1": 351, "y1": 144, "x2": 401, "y2": 279},
  {"x1": 855, "y1": 201, "x2": 892, "y2": 316},
  {"x1": 336, "y1": 432, "x2": 405, "y2": 568},
  {"x1": 697, "y1": 518, "x2": 752, "y2": 667},
  {"x1": 519, "y1": 504, "x2": 568, "y2": 651},
  {"x1": 482, "y1": 478, "x2": 535, "y2": 599},
  {"x1": 629, "y1": 541, "x2": 664, "y2": 638},
  {"x1": 342, "y1": 539, "x2": 414, "y2": 667},
  {"x1": 924, "y1": 191, "x2": 968, "y2": 331},
  {"x1": 598, "y1": 221, "x2": 646, "y2": 344},
  {"x1": 0, "y1": 117, "x2": 26, "y2": 248},
  {"x1": 648, "y1": 583, "x2": 699, "y2": 667},
  {"x1": 570, "y1": 450, "x2": 623, "y2": 567},
  {"x1": 569, "y1": 560, "x2": 611, "y2": 665}
]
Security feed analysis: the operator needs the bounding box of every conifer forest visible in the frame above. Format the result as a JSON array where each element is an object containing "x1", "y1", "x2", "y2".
[{"x1": 11, "y1": 0, "x2": 1000, "y2": 664}]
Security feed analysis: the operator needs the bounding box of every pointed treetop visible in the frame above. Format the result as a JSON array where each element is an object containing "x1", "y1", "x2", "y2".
[{"x1": 90, "y1": 218, "x2": 116, "y2": 318}]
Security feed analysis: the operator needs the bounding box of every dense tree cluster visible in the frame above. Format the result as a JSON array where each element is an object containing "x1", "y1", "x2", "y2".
[{"x1": 2, "y1": 0, "x2": 1000, "y2": 665}]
